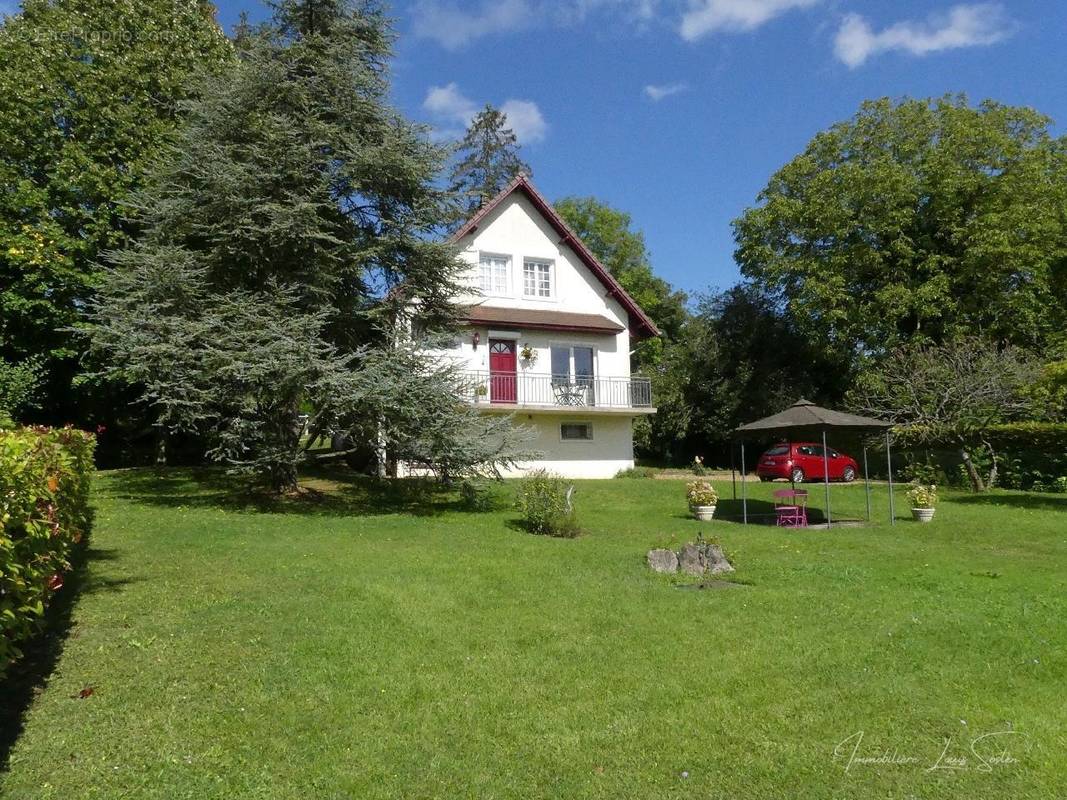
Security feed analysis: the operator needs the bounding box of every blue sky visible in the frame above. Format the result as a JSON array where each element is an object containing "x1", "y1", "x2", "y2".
[{"x1": 218, "y1": 1, "x2": 1066, "y2": 296}]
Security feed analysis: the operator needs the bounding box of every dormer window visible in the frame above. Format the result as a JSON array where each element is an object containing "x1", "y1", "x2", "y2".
[
  {"x1": 523, "y1": 259, "x2": 553, "y2": 298},
  {"x1": 479, "y1": 253, "x2": 509, "y2": 296}
]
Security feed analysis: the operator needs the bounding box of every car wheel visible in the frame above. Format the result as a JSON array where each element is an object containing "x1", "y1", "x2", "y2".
[
  {"x1": 842, "y1": 466, "x2": 856, "y2": 483},
  {"x1": 790, "y1": 467, "x2": 805, "y2": 484}
]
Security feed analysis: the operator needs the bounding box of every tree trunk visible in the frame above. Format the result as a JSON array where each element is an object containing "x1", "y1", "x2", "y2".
[
  {"x1": 982, "y1": 439, "x2": 998, "y2": 489},
  {"x1": 268, "y1": 408, "x2": 301, "y2": 494},
  {"x1": 959, "y1": 446, "x2": 985, "y2": 492},
  {"x1": 271, "y1": 461, "x2": 299, "y2": 494},
  {"x1": 154, "y1": 426, "x2": 167, "y2": 467}
]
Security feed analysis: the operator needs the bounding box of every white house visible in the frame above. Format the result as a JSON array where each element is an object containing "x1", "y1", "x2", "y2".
[{"x1": 425, "y1": 174, "x2": 659, "y2": 478}]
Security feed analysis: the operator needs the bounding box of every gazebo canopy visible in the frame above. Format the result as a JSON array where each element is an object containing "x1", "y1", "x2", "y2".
[
  {"x1": 731, "y1": 399, "x2": 896, "y2": 527},
  {"x1": 735, "y1": 399, "x2": 892, "y2": 434}
]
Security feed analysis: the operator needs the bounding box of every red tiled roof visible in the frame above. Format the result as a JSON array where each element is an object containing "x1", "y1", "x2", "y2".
[
  {"x1": 449, "y1": 174, "x2": 661, "y2": 340},
  {"x1": 462, "y1": 305, "x2": 625, "y2": 335}
]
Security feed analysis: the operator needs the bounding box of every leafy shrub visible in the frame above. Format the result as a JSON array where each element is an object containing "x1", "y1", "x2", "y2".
[
  {"x1": 459, "y1": 479, "x2": 498, "y2": 511},
  {"x1": 615, "y1": 466, "x2": 658, "y2": 479},
  {"x1": 514, "y1": 470, "x2": 580, "y2": 537},
  {"x1": 906, "y1": 483, "x2": 938, "y2": 509},
  {"x1": 0, "y1": 357, "x2": 42, "y2": 425},
  {"x1": 903, "y1": 459, "x2": 947, "y2": 486},
  {"x1": 691, "y1": 455, "x2": 707, "y2": 476},
  {"x1": 0, "y1": 426, "x2": 96, "y2": 675},
  {"x1": 686, "y1": 479, "x2": 719, "y2": 506}
]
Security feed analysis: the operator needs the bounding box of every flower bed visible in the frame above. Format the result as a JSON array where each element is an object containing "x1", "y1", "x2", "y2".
[{"x1": 1, "y1": 426, "x2": 95, "y2": 674}]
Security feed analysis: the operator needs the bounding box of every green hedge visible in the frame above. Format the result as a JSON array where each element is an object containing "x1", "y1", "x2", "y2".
[
  {"x1": 891, "y1": 422, "x2": 1067, "y2": 450},
  {"x1": 1, "y1": 426, "x2": 96, "y2": 674},
  {"x1": 890, "y1": 423, "x2": 1067, "y2": 491}
]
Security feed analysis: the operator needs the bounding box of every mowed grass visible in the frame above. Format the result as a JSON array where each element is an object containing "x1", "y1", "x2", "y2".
[{"x1": 2, "y1": 470, "x2": 1066, "y2": 799}]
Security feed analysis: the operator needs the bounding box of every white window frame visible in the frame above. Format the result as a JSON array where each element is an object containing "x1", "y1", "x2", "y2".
[
  {"x1": 549, "y1": 341, "x2": 598, "y2": 382},
  {"x1": 559, "y1": 421, "x2": 594, "y2": 442},
  {"x1": 479, "y1": 252, "x2": 510, "y2": 297},
  {"x1": 522, "y1": 258, "x2": 554, "y2": 300}
]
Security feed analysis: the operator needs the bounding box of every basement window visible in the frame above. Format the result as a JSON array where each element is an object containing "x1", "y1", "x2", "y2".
[{"x1": 560, "y1": 422, "x2": 593, "y2": 441}]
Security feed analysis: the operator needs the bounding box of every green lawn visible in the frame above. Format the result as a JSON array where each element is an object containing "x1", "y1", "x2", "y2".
[{"x1": 2, "y1": 470, "x2": 1066, "y2": 799}]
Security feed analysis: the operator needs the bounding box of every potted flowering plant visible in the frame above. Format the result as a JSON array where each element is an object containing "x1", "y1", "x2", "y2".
[
  {"x1": 907, "y1": 483, "x2": 937, "y2": 523},
  {"x1": 474, "y1": 383, "x2": 488, "y2": 402},
  {"x1": 687, "y1": 479, "x2": 718, "y2": 521}
]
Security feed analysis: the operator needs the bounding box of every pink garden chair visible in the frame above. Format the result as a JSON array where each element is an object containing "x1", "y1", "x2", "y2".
[{"x1": 773, "y1": 489, "x2": 809, "y2": 527}]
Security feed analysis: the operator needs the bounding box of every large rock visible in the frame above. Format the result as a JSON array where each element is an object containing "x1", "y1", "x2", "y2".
[
  {"x1": 647, "y1": 549, "x2": 679, "y2": 574},
  {"x1": 677, "y1": 543, "x2": 706, "y2": 576},
  {"x1": 702, "y1": 542, "x2": 735, "y2": 575}
]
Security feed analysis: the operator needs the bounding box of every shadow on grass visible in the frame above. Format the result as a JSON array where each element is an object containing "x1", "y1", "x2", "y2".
[
  {"x1": 951, "y1": 492, "x2": 1067, "y2": 513},
  {"x1": 702, "y1": 499, "x2": 830, "y2": 526},
  {"x1": 0, "y1": 545, "x2": 136, "y2": 772},
  {"x1": 503, "y1": 518, "x2": 582, "y2": 538},
  {"x1": 100, "y1": 466, "x2": 475, "y2": 518}
]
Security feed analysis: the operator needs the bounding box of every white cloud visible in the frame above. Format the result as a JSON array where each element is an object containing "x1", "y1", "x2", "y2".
[
  {"x1": 411, "y1": 0, "x2": 533, "y2": 51},
  {"x1": 644, "y1": 82, "x2": 689, "y2": 101},
  {"x1": 500, "y1": 99, "x2": 548, "y2": 143},
  {"x1": 680, "y1": 0, "x2": 820, "y2": 41},
  {"x1": 411, "y1": 1, "x2": 666, "y2": 49},
  {"x1": 423, "y1": 82, "x2": 478, "y2": 126},
  {"x1": 834, "y1": 3, "x2": 1015, "y2": 68},
  {"x1": 422, "y1": 84, "x2": 548, "y2": 144}
]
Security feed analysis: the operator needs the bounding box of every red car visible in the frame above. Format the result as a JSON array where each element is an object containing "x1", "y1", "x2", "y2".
[{"x1": 756, "y1": 442, "x2": 859, "y2": 483}]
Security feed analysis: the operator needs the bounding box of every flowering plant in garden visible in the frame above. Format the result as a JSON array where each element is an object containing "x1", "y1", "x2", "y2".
[
  {"x1": 691, "y1": 455, "x2": 706, "y2": 476},
  {"x1": 907, "y1": 483, "x2": 938, "y2": 509},
  {"x1": 686, "y1": 479, "x2": 718, "y2": 507}
]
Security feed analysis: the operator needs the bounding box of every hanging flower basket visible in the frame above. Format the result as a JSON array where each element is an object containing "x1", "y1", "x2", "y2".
[{"x1": 520, "y1": 343, "x2": 537, "y2": 365}]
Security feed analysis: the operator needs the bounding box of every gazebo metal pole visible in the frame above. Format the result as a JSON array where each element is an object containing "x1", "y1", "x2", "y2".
[
  {"x1": 886, "y1": 429, "x2": 895, "y2": 526},
  {"x1": 740, "y1": 440, "x2": 748, "y2": 525},
  {"x1": 731, "y1": 441, "x2": 737, "y2": 501},
  {"x1": 863, "y1": 446, "x2": 872, "y2": 522},
  {"x1": 821, "y1": 429, "x2": 832, "y2": 526}
]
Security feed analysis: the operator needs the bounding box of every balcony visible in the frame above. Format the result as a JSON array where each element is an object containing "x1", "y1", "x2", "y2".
[{"x1": 459, "y1": 371, "x2": 653, "y2": 412}]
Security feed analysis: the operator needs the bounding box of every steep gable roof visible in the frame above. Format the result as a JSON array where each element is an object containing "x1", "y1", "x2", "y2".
[{"x1": 450, "y1": 174, "x2": 661, "y2": 339}]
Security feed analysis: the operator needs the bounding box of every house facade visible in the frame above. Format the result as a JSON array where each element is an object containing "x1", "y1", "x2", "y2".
[{"x1": 427, "y1": 175, "x2": 658, "y2": 478}]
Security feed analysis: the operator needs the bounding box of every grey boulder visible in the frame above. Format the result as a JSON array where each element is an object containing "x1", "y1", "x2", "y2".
[
  {"x1": 646, "y1": 548, "x2": 679, "y2": 574},
  {"x1": 703, "y1": 542, "x2": 735, "y2": 574},
  {"x1": 678, "y1": 543, "x2": 706, "y2": 576}
]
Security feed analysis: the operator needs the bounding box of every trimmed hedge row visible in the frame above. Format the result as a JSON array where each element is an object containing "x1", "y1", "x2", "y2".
[
  {"x1": 891, "y1": 422, "x2": 1067, "y2": 450},
  {"x1": 889, "y1": 423, "x2": 1067, "y2": 491},
  {"x1": 1, "y1": 426, "x2": 95, "y2": 674}
]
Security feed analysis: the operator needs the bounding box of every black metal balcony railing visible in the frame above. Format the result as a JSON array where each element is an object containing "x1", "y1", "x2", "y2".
[{"x1": 458, "y1": 371, "x2": 653, "y2": 409}]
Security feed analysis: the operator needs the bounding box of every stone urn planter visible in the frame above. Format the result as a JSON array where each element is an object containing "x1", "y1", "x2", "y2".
[
  {"x1": 906, "y1": 484, "x2": 937, "y2": 524},
  {"x1": 686, "y1": 480, "x2": 718, "y2": 522},
  {"x1": 690, "y1": 505, "x2": 716, "y2": 521}
]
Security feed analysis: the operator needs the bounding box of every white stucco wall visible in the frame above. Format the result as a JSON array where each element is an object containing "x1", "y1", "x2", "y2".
[
  {"x1": 430, "y1": 193, "x2": 633, "y2": 379},
  {"x1": 499, "y1": 413, "x2": 635, "y2": 479}
]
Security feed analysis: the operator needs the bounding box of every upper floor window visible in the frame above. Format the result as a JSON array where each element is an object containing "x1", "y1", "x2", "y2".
[
  {"x1": 479, "y1": 254, "x2": 509, "y2": 296},
  {"x1": 523, "y1": 259, "x2": 553, "y2": 298}
]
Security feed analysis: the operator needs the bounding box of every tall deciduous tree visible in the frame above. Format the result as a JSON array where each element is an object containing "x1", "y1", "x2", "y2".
[
  {"x1": 448, "y1": 104, "x2": 530, "y2": 221},
  {"x1": 650, "y1": 286, "x2": 845, "y2": 464},
  {"x1": 0, "y1": 0, "x2": 233, "y2": 417},
  {"x1": 554, "y1": 196, "x2": 688, "y2": 371},
  {"x1": 734, "y1": 96, "x2": 1067, "y2": 364},
  {"x1": 848, "y1": 337, "x2": 1040, "y2": 491},
  {"x1": 90, "y1": 0, "x2": 529, "y2": 491}
]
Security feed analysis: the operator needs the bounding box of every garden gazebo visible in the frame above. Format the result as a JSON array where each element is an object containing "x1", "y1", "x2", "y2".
[{"x1": 732, "y1": 399, "x2": 895, "y2": 526}]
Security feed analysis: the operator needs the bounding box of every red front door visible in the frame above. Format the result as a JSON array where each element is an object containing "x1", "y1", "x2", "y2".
[{"x1": 489, "y1": 340, "x2": 517, "y2": 404}]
